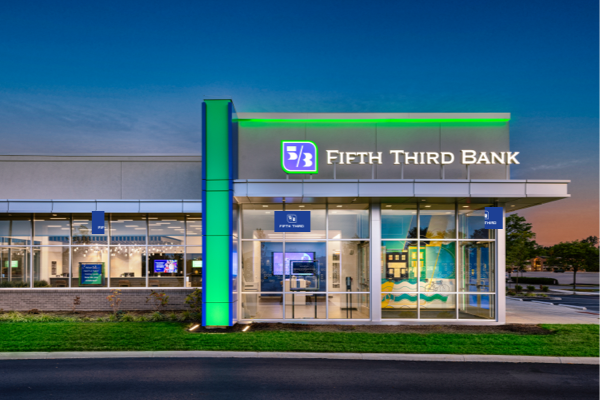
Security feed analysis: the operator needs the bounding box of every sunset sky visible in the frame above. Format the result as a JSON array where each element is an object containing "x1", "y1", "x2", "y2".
[{"x1": 0, "y1": 0, "x2": 597, "y2": 246}]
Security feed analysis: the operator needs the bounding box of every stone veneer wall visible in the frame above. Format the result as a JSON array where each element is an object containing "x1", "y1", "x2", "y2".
[{"x1": 0, "y1": 289, "x2": 198, "y2": 312}]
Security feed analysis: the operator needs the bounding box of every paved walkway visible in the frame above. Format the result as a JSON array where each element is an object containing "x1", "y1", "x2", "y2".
[
  {"x1": 506, "y1": 298, "x2": 599, "y2": 324},
  {"x1": 515, "y1": 271, "x2": 599, "y2": 285}
]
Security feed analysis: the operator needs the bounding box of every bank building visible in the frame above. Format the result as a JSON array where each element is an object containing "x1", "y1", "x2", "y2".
[{"x1": 0, "y1": 100, "x2": 570, "y2": 326}]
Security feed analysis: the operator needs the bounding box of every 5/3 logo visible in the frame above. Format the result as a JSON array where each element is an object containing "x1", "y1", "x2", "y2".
[{"x1": 281, "y1": 141, "x2": 318, "y2": 174}]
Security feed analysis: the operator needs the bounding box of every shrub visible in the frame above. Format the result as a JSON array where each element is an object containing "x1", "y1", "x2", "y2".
[
  {"x1": 507, "y1": 291, "x2": 516, "y2": 296},
  {"x1": 119, "y1": 313, "x2": 135, "y2": 322},
  {"x1": 34, "y1": 280, "x2": 50, "y2": 287},
  {"x1": 0, "y1": 281, "x2": 29, "y2": 288},
  {"x1": 525, "y1": 292, "x2": 535, "y2": 297},
  {"x1": 527, "y1": 285, "x2": 535, "y2": 292},
  {"x1": 167, "y1": 312, "x2": 179, "y2": 322},
  {"x1": 510, "y1": 277, "x2": 558, "y2": 285},
  {"x1": 541, "y1": 285, "x2": 549, "y2": 292},
  {"x1": 185, "y1": 289, "x2": 202, "y2": 315},
  {"x1": 106, "y1": 289, "x2": 122, "y2": 315},
  {"x1": 146, "y1": 291, "x2": 169, "y2": 312},
  {"x1": 515, "y1": 285, "x2": 523, "y2": 293},
  {"x1": 149, "y1": 312, "x2": 164, "y2": 322},
  {"x1": 134, "y1": 314, "x2": 147, "y2": 322}
]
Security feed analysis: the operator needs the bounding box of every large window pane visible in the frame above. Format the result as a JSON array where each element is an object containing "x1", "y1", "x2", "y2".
[
  {"x1": 381, "y1": 204, "x2": 417, "y2": 239},
  {"x1": 109, "y1": 246, "x2": 147, "y2": 287},
  {"x1": 420, "y1": 204, "x2": 456, "y2": 239},
  {"x1": 459, "y1": 241, "x2": 495, "y2": 292},
  {"x1": 420, "y1": 241, "x2": 456, "y2": 292},
  {"x1": 285, "y1": 293, "x2": 326, "y2": 319},
  {"x1": 242, "y1": 205, "x2": 283, "y2": 239},
  {"x1": 459, "y1": 205, "x2": 494, "y2": 239},
  {"x1": 328, "y1": 204, "x2": 369, "y2": 239},
  {"x1": 148, "y1": 247, "x2": 184, "y2": 287},
  {"x1": 72, "y1": 246, "x2": 108, "y2": 287},
  {"x1": 420, "y1": 294, "x2": 456, "y2": 319},
  {"x1": 186, "y1": 246, "x2": 202, "y2": 288},
  {"x1": 285, "y1": 204, "x2": 326, "y2": 239},
  {"x1": 0, "y1": 247, "x2": 30, "y2": 287},
  {"x1": 382, "y1": 293, "x2": 417, "y2": 319},
  {"x1": 284, "y1": 241, "x2": 326, "y2": 293},
  {"x1": 328, "y1": 241, "x2": 369, "y2": 292},
  {"x1": 242, "y1": 241, "x2": 283, "y2": 293},
  {"x1": 185, "y1": 215, "x2": 202, "y2": 246},
  {"x1": 33, "y1": 246, "x2": 69, "y2": 287},
  {"x1": 241, "y1": 293, "x2": 283, "y2": 319},
  {"x1": 72, "y1": 214, "x2": 108, "y2": 245},
  {"x1": 0, "y1": 215, "x2": 31, "y2": 245},
  {"x1": 110, "y1": 214, "x2": 147, "y2": 245},
  {"x1": 459, "y1": 294, "x2": 495, "y2": 319},
  {"x1": 328, "y1": 294, "x2": 370, "y2": 319},
  {"x1": 34, "y1": 214, "x2": 70, "y2": 245},
  {"x1": 148, "y1": 215, "x2": 184, "y2": 245},
  {"x1": 381, "y1": 241, "x2": 417, "y2": 292}
]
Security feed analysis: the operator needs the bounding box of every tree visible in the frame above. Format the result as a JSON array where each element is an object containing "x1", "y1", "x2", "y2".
[
  {"x1": 549, "y1": 239, "x2": 599, "y2": 292},
  {"x1": 505, "y1": 214, "x2": 537, "y2": 285}
]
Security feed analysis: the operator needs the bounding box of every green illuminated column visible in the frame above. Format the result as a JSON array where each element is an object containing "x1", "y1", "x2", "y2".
[{"x1": 202, "y1": 99, "x2": 237, "y2": 327}]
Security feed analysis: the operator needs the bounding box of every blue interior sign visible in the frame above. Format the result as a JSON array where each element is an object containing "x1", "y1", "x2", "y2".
[
  {"x1": 484, "y1": 207, "x2": 503, "y2": 229},
  {"x1": 274, "y1": 211, "x2": 311, "y2": 232},
  {"x1": 92, "y1": 211, "x2": 105, "y2": 234}
]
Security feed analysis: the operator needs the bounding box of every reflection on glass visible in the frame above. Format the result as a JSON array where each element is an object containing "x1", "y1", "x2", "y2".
[
  {"x1": 381, "y1": 241, "x2": 417, "y2": 292},
  {"x1": 0, "y1": 216, "x2": 31, "y2": 245},
  {"x1": 242, "y1": 205, "x2": 283, "y2": 239},
  {"x1": 33, "y1": 246, "x2": 69, "y2": 287},
  {"x1": 34, "y1": 215, "x2": 70, "y2": 245},
  {"x1": 241, "y1": 293, "x2": 283, "y2": 319},
  {"x1": 72, "y1": 246, "x2": 108, "y2": 287},
  {"x1": 382, "y1": 293, "x2": 417, "y2": 319},
  {"x1": 381, "y1": 204, "x2": 417, "y2": 239},
  {"x1": 109, "y1": 246, "x2": 147, "y2": 287},
  {"x1": 420, "y1": 294, "x2": 456, "y2": 319},
  {"x1": 110, "y1": 214, "x2": 147, "y2": 245},
  {"x1": 0, "y1": 247, "x2": 30, "y2": 287},
  {"x1": 328, "y1": 204, "x2": 369, "y2": 239},
  {"x1": 328, "y1": 241, "x2": 370, "y2": 292},
  {"x1": 459, "y1": 242, "x2": 494, "y2": 292},
  {"x1": 72, "y1": 214, "x2": 108, "y2": 245},
  {"x1": 459, "y1": 294, "x2": 495, "y2": 319},
  {"x1": 186, "y1": 246, "x2": 202, "y2": 287},
  {"x1": 242, "y1": 241, "x2": 283, "y2": 292},
  {"x1": 420, "y1": 205, "x2": 456, "y2": 239},
  {"x1": 148, "y1": 215, "x2": 184, "y2": 245},
  {"x1": 459, "y1": 206, "x2": 493, "y2": 239},
  {"x1": 420, "y1": 241, "x2": 456, "y2": 292},
  {"x1": 285, "y1": 293, "x2": 326, "y2": 319},
  {"x1": 328, "y1": 294, "x2": 370, "y2": 319}
]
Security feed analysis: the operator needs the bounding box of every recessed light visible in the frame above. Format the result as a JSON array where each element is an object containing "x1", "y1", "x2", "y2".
[
  {"x1": 262, "y1": 205, "x2": 268, "y2": 208},
  {"x1": 385, "y1": 205, "x2": 392, "y2": 208},
  {"x1": 421, "y1": 200, "x2": 426, "y2": 202},
  {"x1": 424, "y1": 205, "x2": 431, "y2": 208},
  {"x1": 511, "y1": 205, "x2": 515, "y2": 207},
  {"x1": 462, "y1": 206, "x2": 469, "y2": 208},
  {"x1": 299, "y1": 205, "x2": 305, "y2": 208},
  {"x1": 336, "y1": 205, "x2": 342, "y2": 208}
]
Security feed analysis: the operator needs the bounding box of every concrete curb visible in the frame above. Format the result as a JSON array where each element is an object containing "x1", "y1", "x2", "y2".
[
  {"x1": 0, "y1": 351, "x2": 596, "y2": 364},
  {"x1": 558, "y1": 304, "x2": 588, "y2": 310},
  {"x1": 550, "y1": 289, "x2": 599, "y2": 296}
]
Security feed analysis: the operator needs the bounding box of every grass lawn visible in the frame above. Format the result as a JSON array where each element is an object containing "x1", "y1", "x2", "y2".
[{"x1": 0, "y1": 323, "x2": 597, "y2": 357}]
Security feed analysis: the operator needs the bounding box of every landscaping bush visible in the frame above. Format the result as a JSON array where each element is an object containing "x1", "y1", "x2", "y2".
[
  {"x1": 540, "y1": 285, "x2": 549, "y2": 292},
  {"x1": 33, "y1": 280, "x2": 50, "y2": 287},
  {"x1": 515, "y1": 285, "x2": 523, "y2": 293},
  {"x1": 511, "y1": 277, "x2": 558, "y2": 285},
  {"x1": 527, "y1": 285, "x2": 535, "y2": 292},
  {"x1": 507, "y1": 291, "x2": 516, "y2": 296}
]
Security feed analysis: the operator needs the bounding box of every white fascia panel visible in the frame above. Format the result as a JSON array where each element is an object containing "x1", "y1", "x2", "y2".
[{"x1": 415, "y1": 182, "x2": 470, "y2": 197}]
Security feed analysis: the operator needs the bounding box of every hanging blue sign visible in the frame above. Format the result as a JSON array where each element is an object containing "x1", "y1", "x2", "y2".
[
  {"x1": 484, "y1": 207, "x2": 503, "y2": 229},
  {"x1": 274, "y1": 211, "x2": 311, "y2": 232},
  {"x1": 92, "y1": 211, "x2": 105, "y2": 234}
]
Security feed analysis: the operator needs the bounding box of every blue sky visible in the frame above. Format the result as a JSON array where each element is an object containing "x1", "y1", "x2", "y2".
[{"x1": 0, "y1": 0, "x2": 597, "y2": 244}]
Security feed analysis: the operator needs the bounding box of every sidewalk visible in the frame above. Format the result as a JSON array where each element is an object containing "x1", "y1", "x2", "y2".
[
  {"x1": 0, "y1": 350, "x2": 596, "y2": 364},
  {"x1": 506, "y1": 298, "x2": 599, "y2": 324}
]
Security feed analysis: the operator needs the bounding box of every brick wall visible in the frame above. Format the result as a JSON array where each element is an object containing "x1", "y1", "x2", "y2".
[{"x1": 0, "y1": 289, "x2": 198, "y2": 312}]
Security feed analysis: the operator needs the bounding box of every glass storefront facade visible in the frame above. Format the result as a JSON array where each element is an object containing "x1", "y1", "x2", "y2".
[
  {"x1": 0, "y1": 214, "x2": 202, "y2": 288},
  {"x1": 381, "y1": 203, "x2": 496, "y2": 320},
  {"x1": 240, "y1": 204, "x2": 371, "y2": 320}
]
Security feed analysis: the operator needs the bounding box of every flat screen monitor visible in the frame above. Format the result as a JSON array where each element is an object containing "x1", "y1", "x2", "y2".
[
  {"x1": 192, "y1": 260, "x2": 202, "y2": 269},
  {"x1": 154, "y1": 260, "x2": 178, "y2": 273},
  {"x1": 272, "y1": 252, "x2": 314, "y2": 275}
]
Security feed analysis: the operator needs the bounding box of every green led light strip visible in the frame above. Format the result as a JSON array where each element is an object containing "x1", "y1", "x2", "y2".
[{"x1": 235, "y1": 118, "x2": 510, "y2": 123}]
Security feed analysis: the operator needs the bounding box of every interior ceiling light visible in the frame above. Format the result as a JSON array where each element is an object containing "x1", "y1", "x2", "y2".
[
  {"x1": 336, "y1": 205, "x2": 342, "y2": 208},
  {"x1": 424, "y1": 205, "x2": 431, "y2": 208}
]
